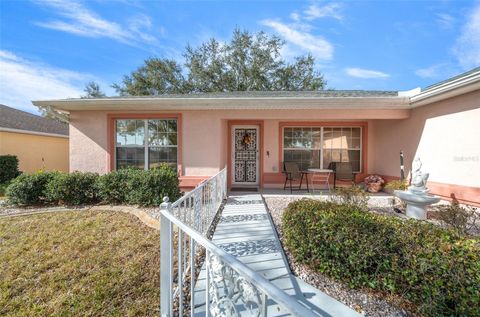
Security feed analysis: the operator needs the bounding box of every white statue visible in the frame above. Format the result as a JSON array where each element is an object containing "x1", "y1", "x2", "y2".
[
  {"x1": 410, "y1": 158, "x2": 429, "y2": 193},
  {"x1": 395, "y1": 157, "x2": 440, "y2": 219}
]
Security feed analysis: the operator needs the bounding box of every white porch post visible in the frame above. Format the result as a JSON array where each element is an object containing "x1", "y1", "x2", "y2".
[{"x1": 160, "y1": 197, "x2": 172, "y2": 317}]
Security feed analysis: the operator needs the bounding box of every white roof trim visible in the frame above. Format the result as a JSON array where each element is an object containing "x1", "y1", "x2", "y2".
[
  {"x1": 0, "y1": 127, "x2": 69, "y2": 138},
  {"x1": 32, "y1": 96, "x2": 410, "y2": 112},
  {"x1": 410, "y1": 69, "x2": 480, "y2": 106}
]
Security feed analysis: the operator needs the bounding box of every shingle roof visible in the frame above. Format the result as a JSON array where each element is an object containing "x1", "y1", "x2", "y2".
[
  {"x1": 173, "y1": 90, "x2": 400, "y2": 98},
  {"x1": 78, "y1": 90, "x2": 399, "y2": 99},
  {"x1": 0, "y1": 105, "x2": 68, "y2": 136}
]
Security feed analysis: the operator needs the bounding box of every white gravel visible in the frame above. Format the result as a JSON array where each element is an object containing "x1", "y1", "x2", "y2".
[{"x1": 263, "y1": 196, "x2": 411, "y2": 317}]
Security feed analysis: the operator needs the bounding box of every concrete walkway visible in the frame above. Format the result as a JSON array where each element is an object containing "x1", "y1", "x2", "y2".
[{"x1": 194, "y1": 194, "x2": 361, "y2": 316}]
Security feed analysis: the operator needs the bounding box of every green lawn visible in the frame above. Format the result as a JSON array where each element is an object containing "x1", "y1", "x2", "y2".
[{"x1": 0, "y1": 210, "x2": 160, "y2": 316}]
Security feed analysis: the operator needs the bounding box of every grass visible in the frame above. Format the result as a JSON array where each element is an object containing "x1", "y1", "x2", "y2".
[{"x1": 0, "y1": 210, "x2": 160, "y2": 316}]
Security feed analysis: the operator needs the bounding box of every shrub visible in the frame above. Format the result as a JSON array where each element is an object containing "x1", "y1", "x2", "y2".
[
  {"x1": 282, "y1": 199, "x2": 480, "y2": 317},
  {"x1": 385, "y1": 179, "x2": 408, "y2": 191},
  {"x1": 330, "y1": 185, "x2": 369, "y2": 211},
  {"x1": 126, "y1": 164, "x2": 181, "y2": 206},
  {"x1": 46, "y1": 172, "x2": 99, "y2": 205},
  {"x1": 5, "y1": 166, "x2": 180, "y2": 207},
  {"x1": 95, "y1": 169, "x2": 134, "y2": 204},
  {"x1": 0, "y1": 155, "x2": 20, "y2": 183},
  {"x1": 6, "y1": 171, "x2": 59, "y2": 205},
  {"x1": 434, "y1": 201, "x2": 479, "y2": 235},
  {"x1": 0, "y1": 181, "x2": 10, "y2": 197}
]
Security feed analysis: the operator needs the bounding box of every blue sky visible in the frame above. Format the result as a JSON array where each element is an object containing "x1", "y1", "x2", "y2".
[{"x1": 1, "y1": 0, "x2": 479, "y2": 114}]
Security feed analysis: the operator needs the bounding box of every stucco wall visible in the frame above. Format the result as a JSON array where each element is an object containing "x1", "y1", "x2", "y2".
[
  {"x1": 372, "y1": 90, "x2": 480, "y2": 190},
  {"x1": 68, "y1": 108, "x2": 406, "y2": 177},
  {"x1": 184, "y1": 109, "x2": 402, "y2": 177},
  {"x1": 0, "y1": 131, "x2": 68, "y2": 173},
  {"x1": 264, "y1": 120, "x2": 279, "y2": 173},
  {"x1": 69, "y1": 111, "x2": 109, "y2": 173},
  {"x1": 182, "y1": 111, "x2": 225, "y2": 176}
]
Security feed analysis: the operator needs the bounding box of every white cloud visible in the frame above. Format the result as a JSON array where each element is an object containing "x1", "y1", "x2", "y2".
[
  {"x1": 261, "y1": 19, "x2": 333, "y2": 60},
  {"x1": 33, "y1": 0, "x2": 158, "y2": 45},
  {"x1": 260, "y1": 2, "x2": 344, "y2": 61},
  {"x1": 345, "y1": 67, "x2": 390, "y2": 79},
  {"x1": 415, "y1": 64, "x2": 443, "y2": 78},
  {"x1": 453, "y1": 3, "x2": 480, "y2": 69},
  {"x1": 304, "y1": 3, "x2": 343, "y2": 21},
  {"x1": 0, "y1": 50, "x2": 21, "y2": 61},
  {"x1": 436, "y1": 13, "x2": 455, "y2": 29},
  {"x1": 0, "y1": 50, "x2": 95, "y2": 113},
  {"x1": 415, "y1": 63, "x2": 459, "y2": 79},
  {"x1": 290, "y1": 11, "x2": 301, "y2": 22}
]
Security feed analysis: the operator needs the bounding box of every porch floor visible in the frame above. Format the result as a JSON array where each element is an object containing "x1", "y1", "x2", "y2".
[{"x1": 193, "y1": 194, "x2": 361, "y2": 316}]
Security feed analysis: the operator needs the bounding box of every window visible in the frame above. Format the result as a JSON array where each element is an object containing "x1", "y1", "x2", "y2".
[
  {"x1": 115, "y1": 119, "x2": 177, "y2": 170},
  {"x1": 283, "y1": 126, "x2": 362, "y2": 172}
]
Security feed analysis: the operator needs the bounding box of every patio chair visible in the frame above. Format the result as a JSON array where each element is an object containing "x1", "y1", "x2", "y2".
[
  {"x1": 283, "y1": 162, "x2": 309, "y2": 193},
  {"x1": 329, "y1": 162, "x2": 356, "y2": 188}
]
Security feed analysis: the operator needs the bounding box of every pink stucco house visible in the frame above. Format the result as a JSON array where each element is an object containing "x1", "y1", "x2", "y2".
[{"x1": 33, "y1": 68, "x2": 480, "y2": 205}]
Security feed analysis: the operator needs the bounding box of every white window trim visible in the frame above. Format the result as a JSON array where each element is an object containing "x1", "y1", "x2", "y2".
[
  {"x1": 282, "y1": 126, "x2": 363, "y2": 172},
  {"x1": 114, "y1": 119, "x2": 178, "y2": 170}
]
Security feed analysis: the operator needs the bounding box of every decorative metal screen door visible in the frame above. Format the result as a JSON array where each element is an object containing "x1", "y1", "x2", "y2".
[{"x1": 232, "y1": 126, "x2": 259, "y2": 186}]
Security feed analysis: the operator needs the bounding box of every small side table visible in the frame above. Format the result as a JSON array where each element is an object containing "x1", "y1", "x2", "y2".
[{"x1": 307, "y1": 169, "x2": 333, "y2": 194}]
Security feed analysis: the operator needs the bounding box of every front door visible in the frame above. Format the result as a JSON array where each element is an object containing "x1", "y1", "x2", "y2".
[{"x1": 232, "y1": 126, "x2": 259, "y2": 187}]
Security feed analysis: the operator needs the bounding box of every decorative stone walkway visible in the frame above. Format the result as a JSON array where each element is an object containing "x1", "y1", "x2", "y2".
[{"x1": 194, "y1": 194, "x2": 361, "y2": 316}]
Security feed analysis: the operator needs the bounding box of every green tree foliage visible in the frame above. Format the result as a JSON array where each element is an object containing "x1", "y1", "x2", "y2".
[
  {"x1": 36, "y1": 105, "x2": 69, "y2": 123},
  {"x1": 82, "y1": 81, "x2": 106, "y2": 98},
  {"x1": 35, "y1": 81, "x2": 105, "y2": 122},
  {"x1": 0, "y1": 155, "x2": 20, "y2": 183},
  {"x1": 114, "y1": 29, "x2": 325, "y2": 95},
  {"x1": 113, "y1": 59, "x2": 188, "y2": 96}
]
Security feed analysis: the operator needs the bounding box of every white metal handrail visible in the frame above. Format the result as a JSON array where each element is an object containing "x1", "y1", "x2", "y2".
[
  {"x1": 170, "y1": 168, "x2": 227, "y2": 236},
  {"x1": 159, "y1": 167, "x2": 313, "y2": 316}
]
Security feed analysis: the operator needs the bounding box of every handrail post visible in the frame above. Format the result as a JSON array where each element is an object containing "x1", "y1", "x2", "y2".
[
  {"x1": 223, "y1": 166, "x2": 227, "y2": 199},
  {"x1": 160, "y1": 196, "x2": 172, "y2": 317}
]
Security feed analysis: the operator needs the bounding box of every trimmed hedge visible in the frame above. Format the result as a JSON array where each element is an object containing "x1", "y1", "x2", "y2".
[
  {"x1": 124, "y1": 165, "x2": 181, "y2": 206},
  {"x1": 46, "y1": 172, "x2": 99, "y2": 205},
  {"x1": 95, "y1": 169, "x2": 132, "y2": 204},
  {"x1": 0, "y1": 155, "x2": 20, "y2": 183},
  {"x1": 6, "y1": 164, "x2": 181, "y2": 207},
  {"x1": 6, "y1": 171, "x2": 59, "y2": 205},
  {"x1": 282, "y1": 199, "x2": 480, "y2": 317}
]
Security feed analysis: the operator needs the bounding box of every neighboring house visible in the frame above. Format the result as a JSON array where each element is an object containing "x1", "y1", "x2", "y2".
[
  {"x1": 33, "y1": 68, "x2": 480, "y2": 204},
  {"x1": 0, "y1": 105, "x2": 69, "y2": 173}
]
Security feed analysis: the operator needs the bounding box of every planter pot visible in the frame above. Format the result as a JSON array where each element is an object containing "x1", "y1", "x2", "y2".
[{"x1": 366, "y1": 182, "x2": 383, "y2": 193}]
